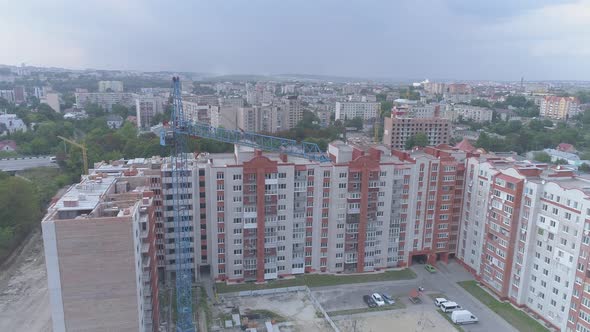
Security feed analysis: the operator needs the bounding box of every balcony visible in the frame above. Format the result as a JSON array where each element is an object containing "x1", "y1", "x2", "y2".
[
  {"x1": 347, "y1": 207, "x2": 360, "y2": 214},
  {"x1": 243, "y1": 210, "x2": 257, "y2": 219},
  {"x1": 141, "y1": 243, "x2": 150, "y2": 254}
]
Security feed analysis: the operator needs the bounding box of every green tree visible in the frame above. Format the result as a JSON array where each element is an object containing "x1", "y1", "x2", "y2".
[
  {"x1": 475, "y1": 132, "x2": 491, "y2": 150},
  {"x1": 470, "y1": 99, "x2": 492, "y2": 108},
  {"x1": 0, "y1": 176, "x2": 41, "y2": 261},
  {"x1": 579, "y1": 163, "x2": 590, "y2": 173},
  {"x1": 533, "y1": 151, "x2": 552, "y2": 163},
  {"x1": 405, "y1": 132, "x2": 429, "y2": 149},
  {"x1": 344, "y1": 117, "x2": 363, "y2": 130}
]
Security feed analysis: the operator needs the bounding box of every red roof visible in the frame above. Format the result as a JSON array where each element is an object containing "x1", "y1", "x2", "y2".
[
  {"x1": 0, "y1": 140, "x2": 17, "y2": 151},
  {"x1": 409, "y1": 288, "x2": 420, "y2": 298},
  {"x1": 455, "y1": 138, "x2": 475, "y2": 153},
  {"x1": 556, "y1": 143, "x2": 576, "y2": 153}
]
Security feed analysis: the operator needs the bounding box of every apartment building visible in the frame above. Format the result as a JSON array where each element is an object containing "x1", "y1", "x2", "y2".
[
  {"x1": 335, "y1": 101, "x2": 380, "y2": 121},
  {"x1": 75, "y1": 92, "x2": 136, "y2": 111},
  {"x1": 193, "y1": 142, "x2": 466, "y2": 282},
  {"x1": 452, "y1": 105, "x2": 494, "y2": 123},
  {"x1": 540, "y1": 96, "x2": 580, "y2": 120},
  {"x1": 98, "y1": 80, "x2": 124, "y2": 92},
  {"x1": 236, "y1": 106, "x2": 279, "y2": 133},
  {"x1": 0, "y1": 89, "x2": 15, "y2": 103},
  {"x1": 211, "y1": 105, "x2": 239, "y2": 130},
  {"x1": 136, "y1": 95, "x2": 164, "y2": 129},
  {"x1": 382, "y1": 116, "x2": 452, "y2": 150},
  {"x1": 424, "y1": 82, "x2": 446, "y2": 95},
  {"x1": 13, "y1": 86, "x2": 26, "y2": 103},
  {"x1": 391, "y1": 104, "x2": 442, "y2": 119},
  {"x1": 83, "y1": 141, "x2": 467, "y2": 285},
  {"x1": 280, "y1": 95, "x2": 302, "y2": 131},
  {"x1": 41, "y1": 92, "x2": 61, "y2": 112},
  {"x1": 447, "y1": 83, "x2": 472, "y2": 95},
  {"x1": 42, "y1": 172, "x2": 160, "y2": 332},
  {"x1": 458, "y1": 155, "x2": 590, "y2": 331},
  {"x1": 183, "y1": 100, "x2": 215, "y2": 124}
]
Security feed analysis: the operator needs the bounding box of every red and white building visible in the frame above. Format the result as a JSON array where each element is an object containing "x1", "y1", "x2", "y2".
[{"x1": 458, "y1": 155, "x2": 590, "y2": 331}]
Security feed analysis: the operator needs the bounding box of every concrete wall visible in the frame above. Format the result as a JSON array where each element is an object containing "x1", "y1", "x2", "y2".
[{"x1": 54, "y1": 217, "x2": 140, "y2": 331}]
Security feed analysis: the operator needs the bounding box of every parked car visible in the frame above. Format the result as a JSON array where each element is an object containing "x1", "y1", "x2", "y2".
[
  {"x1": 371, "y1": 293, "x2": 385, "y2": 306},
  {"x1": 363, "y1": 295, "x2": 377, "y2": 308},
  {"x1": 434, "y1": 297, "x2": 448, "y2": 307},
  {"x1": 381, "y1": 293, "x2": 396, "y2": 305},
  {"x1": 441, "y1": 301, "x2": 461, "y2": 313},
  {"x1": 425, "y1": 264, "x2": 437, "y2": 273},
  {"x1": 451, "y1": 310, "x2": 479, "y2": 325}
]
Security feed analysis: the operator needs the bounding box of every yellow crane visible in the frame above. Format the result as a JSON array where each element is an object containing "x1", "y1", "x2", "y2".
[{"x1": 57, "y1": 136, "x2": 88, "y2": 175}]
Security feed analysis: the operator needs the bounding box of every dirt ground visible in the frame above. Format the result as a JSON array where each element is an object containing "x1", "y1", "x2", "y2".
[
  {"x1": 0, "y1": 229, "x2": 52, "y2": 332},
  {"x1": 223, "y1": 291, "x2": 333, "y2": 332},
  {"x1": 333, "y1": 308, "x2": 457, "y2": 332}
]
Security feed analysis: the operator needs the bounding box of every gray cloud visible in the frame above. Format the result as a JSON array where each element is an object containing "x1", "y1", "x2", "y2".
[{"x1": 1, "y1": 0, "x2": 589, "y2": 80}]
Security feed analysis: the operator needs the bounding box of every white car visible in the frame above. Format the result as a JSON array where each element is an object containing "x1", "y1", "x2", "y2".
[
  {"x1": 372, "y1": 293, "x2": 385, "y2": 306},
  {"x1": 451, "y1": 310, "x2": 478, "y2": 325},
  {"x1": 434, "y1": 297, "x2": 448, "y2": 307}
]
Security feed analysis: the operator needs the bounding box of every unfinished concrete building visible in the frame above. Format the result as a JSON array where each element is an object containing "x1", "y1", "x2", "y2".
[{"x1": 42, "y1": 172, "x2": 160, "y2": 332}]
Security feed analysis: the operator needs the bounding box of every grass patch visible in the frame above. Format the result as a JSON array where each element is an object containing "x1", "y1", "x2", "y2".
[
  {"x1": 327, "y1": 301, "x2": 406, "y2": 316},
  {"x1": 436, "y1": 309, "x2": 464, "y2": 332},
  {"x1": 244, "y1": 309, "x2": 287, "y2": 323},
  {"x1": 197, "y1": 287, "x2": 212, "y2": 329},
  {"x1": 427, "y1": 293, "x2": 446, "y2": 301},
  {"x1": 458, "y1": 281, "x2": 549, "y2": 332},
  {"x1": 216, "y1": 269, "x2": 416, "y2": 293}
]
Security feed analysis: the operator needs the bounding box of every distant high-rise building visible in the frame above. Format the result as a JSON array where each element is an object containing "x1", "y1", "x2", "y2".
[
  {"x1": 423, "y1": 82, "x2": 446, "y2": 95},
  {"x1": 98, "y1": 81, "x2": 124, "y2": 93},
  {"x1": 183, "y1": 100, "x2": 212, "y2": 124},
  {"x1": 34, "y1": 86, "x2": 46, "y2": 99},
  {"x1": 220, "y1": 96, "x2": 244, "y2": 109},
  {"x1": 211, "y1": 106, "x2": 239, "y2": 130},
  {"x1": 383, "y1": 116, "x2": 451, "y2": 150},
  {"x1": 540, "y1": 96, "x2": 580, "y2": 120},
  {"x1": 136, "y1": 96, "x2": 164, "y2": 129},
  {"x1": 0, "y1": 90, "x2": 15, "y2": 103},
  {"x1": 75, "y1": 92, "x2": 135, "y2": 111},
  {"x1": 280, "y1": 95, "x2": 302, "y2": 131},
  {"x1": 237, "y1": 107, "x2": 258, "y2": 132},
  {"x1": 446, "y1": 83, "x2": 471, "y2": 95},
  {"x1": 41, "y1": 92, "x2": 61, "y2": 112},
  {"x1": 13, "y1": 86, "x2": 26, "y2": 104},
  {"x1": 335, "y1": 102, "x2": 380, "y2": 121},
  {"x1": 451, "y1": 105, "x2": 493, "y2": 123}
]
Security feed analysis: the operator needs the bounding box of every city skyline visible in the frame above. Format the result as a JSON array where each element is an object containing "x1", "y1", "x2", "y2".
[{"x1": 2, "y1": 0, "x2": 590, "y2": 81}]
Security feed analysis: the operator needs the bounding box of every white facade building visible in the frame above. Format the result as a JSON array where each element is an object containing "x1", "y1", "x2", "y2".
[
  {"x1": 98, "y1": 80, "x2": 124, "y2": 92},
  {"x1": 335, "y1": 102, "x2": 380, "y2": 121},
  {"x1": 0, "y1": 113, "x2": 26, "y2": 134}
]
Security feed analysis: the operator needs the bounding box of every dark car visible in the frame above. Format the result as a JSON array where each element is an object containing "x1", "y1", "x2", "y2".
[
  {"x1": 363, "y1": 295, "x2": 377, "y2": 308},
  {"x1": 381, "y1": 293, "x2": 396, "y2": 305}
]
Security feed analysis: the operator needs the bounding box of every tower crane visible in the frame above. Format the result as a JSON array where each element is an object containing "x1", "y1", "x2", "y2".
[
  {"x1": 164, "y1": 77, "x2": 330, "y2": 332},
  {"x1": 57, "y1": 136, "x2": 88, "y2": 175}
]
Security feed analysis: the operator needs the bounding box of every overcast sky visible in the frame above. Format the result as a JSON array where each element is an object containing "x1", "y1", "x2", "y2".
[{"x1": 1, "y1": 0, "x2": 589, "y2": 80}]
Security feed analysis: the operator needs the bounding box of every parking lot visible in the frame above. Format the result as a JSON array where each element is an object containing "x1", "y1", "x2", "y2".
[{"x1": 312, "y1": 260, "x2": 517, "y2": 332}]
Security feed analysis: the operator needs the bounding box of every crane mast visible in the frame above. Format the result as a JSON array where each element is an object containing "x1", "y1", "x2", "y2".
[
  {"x1": 170, "y1": 77, "x2": 196, "y2": 332},
  {"x1": 166, "y1": 76, "x2": 330, "y2": 331}
]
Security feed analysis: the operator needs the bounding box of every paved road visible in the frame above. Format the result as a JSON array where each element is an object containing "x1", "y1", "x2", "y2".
[
  {"x1": 312, "y1": 260, "x2": 517, "y2": 332},
  {"x1": 0, "y1": 156, "x2": 57, "y2": 172}
]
